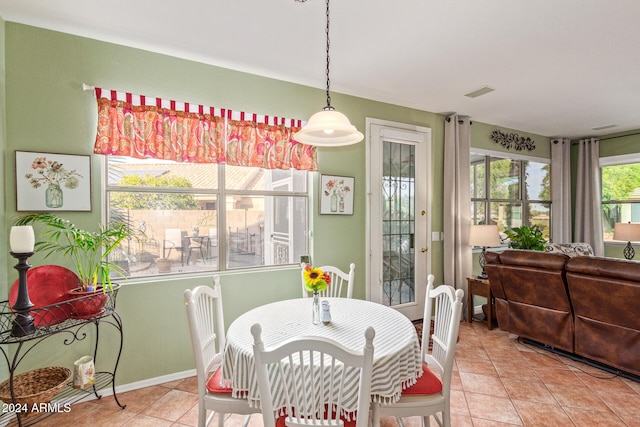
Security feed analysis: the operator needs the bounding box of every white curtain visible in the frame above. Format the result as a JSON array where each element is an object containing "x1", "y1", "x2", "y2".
[
  {"x1": 443, "y1": 114, "x2": 472, "y2": 316},
  {"x1": 551, "y1": 138, "x2": 572, "y2": 242},
  {"x1": 575, "y1": 138, "x2": 604, "y2": 256}
]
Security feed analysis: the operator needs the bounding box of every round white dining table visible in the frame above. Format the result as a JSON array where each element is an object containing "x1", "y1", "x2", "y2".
[{"x1": 220, "y1": 297, "x2": 422, "y2": 411}]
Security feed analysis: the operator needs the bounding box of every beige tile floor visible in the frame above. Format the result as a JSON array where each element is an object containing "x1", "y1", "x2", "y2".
[{"x1": 34, "y1": 321, "x2": 640, "y2": 426}]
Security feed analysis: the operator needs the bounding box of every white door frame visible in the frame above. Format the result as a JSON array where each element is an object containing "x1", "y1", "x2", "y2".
[{"x1": 366, "y1": 118, "x2": 432, "y2": 320}]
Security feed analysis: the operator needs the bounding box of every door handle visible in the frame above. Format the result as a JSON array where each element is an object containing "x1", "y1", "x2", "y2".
[{"x1": 421, "y1": 247, "x2": 428, "y2": 253}]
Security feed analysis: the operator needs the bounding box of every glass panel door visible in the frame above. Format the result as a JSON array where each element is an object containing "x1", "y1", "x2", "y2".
[
  {"x1": 382, "y1": 141, "x2": 416, "y2": 306},
  {"x1": 367, "y1": 120, "x2": 431, "y2": 320}
]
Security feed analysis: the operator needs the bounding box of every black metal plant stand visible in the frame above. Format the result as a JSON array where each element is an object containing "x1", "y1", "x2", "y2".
[{"x1": 0, "y1": 287, "x2": 125, "y2": 426}]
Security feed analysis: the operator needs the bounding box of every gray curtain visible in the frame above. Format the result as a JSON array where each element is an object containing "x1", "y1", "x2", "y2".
[
  {"x1": 551, "y1": 138, "x2": 572, "y2": 243},
  {"x1": 575, "y1": 138, "x2": 604, "y2": 256},
  {"x1": 443, "y1": 114, "x2": 472, "y2": 316}
]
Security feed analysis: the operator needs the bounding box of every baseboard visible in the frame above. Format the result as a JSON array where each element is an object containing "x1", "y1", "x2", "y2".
[{"x1": 76, "y1": 369, "x2": 196, "y2": 403}]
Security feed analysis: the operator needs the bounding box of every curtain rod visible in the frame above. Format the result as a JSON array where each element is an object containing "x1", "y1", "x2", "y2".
[
  {"x1": 570, "y1": 131, "x2": 640, "y2": 145},
  {"x1": 445, "y1": 117, "x2": 473, "y2": 125},
  {"x1": 599, "y1": 131, "x2": 640, "y2": 141}
]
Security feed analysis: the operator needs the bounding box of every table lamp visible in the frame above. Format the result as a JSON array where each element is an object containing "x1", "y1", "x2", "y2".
[
  {"x1": 613, "y1": 222, "x2": 640, "y2": 260},
  {"x1": 469, "y1": 224, "x2": 501, "y2": 279}
]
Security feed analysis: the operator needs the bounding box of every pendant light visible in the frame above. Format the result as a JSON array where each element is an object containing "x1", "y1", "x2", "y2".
[{"x1": 294, "y1": 0, "x2": 364, "y2": 147}]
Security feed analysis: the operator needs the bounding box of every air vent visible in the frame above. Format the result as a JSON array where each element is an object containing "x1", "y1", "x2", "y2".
[
  {"x1": 464, "y1": 86, "x2": 495, "y2": 98},
  {"x1": 592, "y1": 124, "x2": 617, "y2": 131}
]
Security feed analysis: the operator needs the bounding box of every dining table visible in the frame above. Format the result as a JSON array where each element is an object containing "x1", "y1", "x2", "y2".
[{"x1": 220, "y1": 297, "x2": 422, "y2": 424}]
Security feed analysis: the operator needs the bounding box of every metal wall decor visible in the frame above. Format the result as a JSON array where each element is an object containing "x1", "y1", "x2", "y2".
[{"x1": 490, "y1": 129, "x2": 535, "y2": 152}]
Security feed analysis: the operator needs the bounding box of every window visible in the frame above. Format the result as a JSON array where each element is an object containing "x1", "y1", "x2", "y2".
[
  {"x1": 471, "y1": 152, "x2": 551, "y2": 240},
  {"x1": 601, "y1": 156, "x2": 640, "y2": 241},
  {"x1": 106, "y1": 156, "x2": 309, "y2": 277}
]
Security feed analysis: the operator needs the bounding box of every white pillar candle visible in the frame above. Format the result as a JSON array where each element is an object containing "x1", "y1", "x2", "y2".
[{"x1": 10, "y1": 226, "x2": 35, "y2": 253}]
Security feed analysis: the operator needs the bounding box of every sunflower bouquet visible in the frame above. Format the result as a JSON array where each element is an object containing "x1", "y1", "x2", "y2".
[{"x1": 303, "y1": 265, "x2": 332, "y2": 293}]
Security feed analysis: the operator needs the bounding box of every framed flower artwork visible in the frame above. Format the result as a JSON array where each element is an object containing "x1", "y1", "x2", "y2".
[
  {"x1": 15, "y1": 151, "x2": 92, "y2": 212},
  {"x1": 319, "y1": 174, "x2": 354, "y2": 215}
]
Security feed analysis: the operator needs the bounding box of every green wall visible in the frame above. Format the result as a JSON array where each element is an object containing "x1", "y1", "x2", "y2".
[
  {"x1": 471, "y1": 121, "x2": 551, "y2": 160},
  {"x1": 0, "y1": 16, "x2": 8, "y2": 382}
]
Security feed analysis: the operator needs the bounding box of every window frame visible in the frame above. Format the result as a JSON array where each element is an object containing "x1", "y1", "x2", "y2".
[
  {"x1": 470, "y1": 148, "x2": 551, "y2": 243},
  {"x1": 600, "y1": 153, "x2": 640, "y2": 243},
  {"x1": 103, "y1": 156, "x2": 311, "y2": 277}
]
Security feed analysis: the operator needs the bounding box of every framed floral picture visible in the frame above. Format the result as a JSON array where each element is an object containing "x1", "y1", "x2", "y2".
[
  {"x1": 319, "y1": 175, "x2": 354, "y2": 215},
  {"x1": 15, "y1": 151, "x2": 92, "y2": 212}
]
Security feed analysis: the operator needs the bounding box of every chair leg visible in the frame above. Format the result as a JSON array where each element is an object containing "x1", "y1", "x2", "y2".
[
  {"x1": 370, "y1": 403, "x2": 380, "y2": 427},
  {"x1": 197, "y1": 402, "x2": 205, "y2": 427}
]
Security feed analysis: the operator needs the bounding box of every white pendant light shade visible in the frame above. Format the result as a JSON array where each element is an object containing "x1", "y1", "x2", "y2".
[{"x1": 294, "y1": 109, "x2": 364, "y2": 147}]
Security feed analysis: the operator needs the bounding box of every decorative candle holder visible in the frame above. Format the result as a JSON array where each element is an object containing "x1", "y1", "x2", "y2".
[{"x1": 10, "y1": 251, "x2": 36, "y2": 337}]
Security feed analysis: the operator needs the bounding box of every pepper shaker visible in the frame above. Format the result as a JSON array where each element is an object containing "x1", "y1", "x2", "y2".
[{"x1": 321, "y1": 300, "x2": 332, "y2": 324}]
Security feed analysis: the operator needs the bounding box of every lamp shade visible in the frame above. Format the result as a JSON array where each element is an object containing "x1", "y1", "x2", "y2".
[
  {"x1": 469, "y1": 224, "x2": 501, "y2": 247},
  {"x1": 236, "y1": 196, "x2": 254, "y2": 210},
  {"x1": 613, "y1": 222, "x2": 640, "y2": 242},
  {"x1": 293, "y1": 109, "x2": 364, "y2": 147}
]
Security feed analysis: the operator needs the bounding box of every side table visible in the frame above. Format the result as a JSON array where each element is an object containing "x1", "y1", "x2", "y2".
[{"x1": 467, "y1": 276, "x2": 494, "y2": 330}]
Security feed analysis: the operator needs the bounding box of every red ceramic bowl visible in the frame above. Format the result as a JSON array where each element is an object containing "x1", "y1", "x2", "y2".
[{"x1": 10, "y1": 265, "x2": 80, "y2": 327}]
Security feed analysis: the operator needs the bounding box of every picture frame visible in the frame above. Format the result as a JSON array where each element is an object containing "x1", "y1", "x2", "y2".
[
  {"x1": 15, "y1": 151, "x2": 92, "y2": 212},
  {"x1": 300, "y1": 254, "x2": 312, "y2": 265},
  {"x1": 319, "y1": 174, "x2": 354, "y2": 215}
]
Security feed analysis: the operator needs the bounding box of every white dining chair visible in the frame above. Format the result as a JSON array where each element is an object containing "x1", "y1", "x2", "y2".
[
  {"x1": 371, "y1": 274, "x2": 464, "y2": 427},
  {"x1": 300, "y1": 262, "x2": 355, "y2": 298},
  {"x1": 184, "y1": 276, "x2": 259, "y2": 427},
  {"x1": 251, "y1": 323, "x2": 375, "y2": 427}
]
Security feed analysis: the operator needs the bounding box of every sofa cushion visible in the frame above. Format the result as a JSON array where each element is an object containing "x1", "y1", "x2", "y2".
[
  {"x1": 565, "y1": 256, "x2": 640, "y2": 376},
  {"x1": 493, "y1": 250, "x2": 574, "y2": 352},
  {"x1": 544, "y1": 242, "x2": 594, "y2": 257}
]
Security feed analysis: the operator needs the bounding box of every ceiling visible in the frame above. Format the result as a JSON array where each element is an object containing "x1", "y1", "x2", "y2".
[{"x1": 2, "y1": 0, "x2": 639, "y2": 139}]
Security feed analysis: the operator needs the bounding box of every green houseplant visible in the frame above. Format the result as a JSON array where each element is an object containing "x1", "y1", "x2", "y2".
[
  {"x1": 504, "y1": 225, "x2": 546, "y2": 251},
  {"x1": 14, "y1": 213, "x2": 137, "y2": 292}
]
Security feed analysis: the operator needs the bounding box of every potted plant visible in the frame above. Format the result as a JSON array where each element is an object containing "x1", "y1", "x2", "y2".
[
  {"x1": 504, "y1": 225, "x2": 546, "y2": 251},
  {"x1": 13, "y1": 213, "x2": 138, "y2": 317}
]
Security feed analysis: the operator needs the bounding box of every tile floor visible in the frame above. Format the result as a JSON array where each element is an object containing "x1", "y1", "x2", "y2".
[{"x1": 34, "y1": 321, "x2": 640, "y2": 426}]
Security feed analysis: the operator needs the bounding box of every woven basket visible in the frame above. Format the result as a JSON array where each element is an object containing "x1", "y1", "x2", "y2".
[{"x1": 0, "y1": 367, "x2": 71, "y2": 411}]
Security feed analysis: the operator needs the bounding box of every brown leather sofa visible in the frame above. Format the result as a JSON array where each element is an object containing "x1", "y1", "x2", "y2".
[{"x1": 485, "y1": 249, "x2": 640, "y2": 378}]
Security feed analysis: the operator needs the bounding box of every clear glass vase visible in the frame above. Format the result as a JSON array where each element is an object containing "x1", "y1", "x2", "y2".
[
  {"x1": 312, "y1": 291, "x2": 320, "y2": 325},
  {"x1": 45, "y1": 183, "x2": 63, "y2": 208}
]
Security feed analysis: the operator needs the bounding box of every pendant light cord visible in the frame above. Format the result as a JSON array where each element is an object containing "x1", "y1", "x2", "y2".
[
  {"x1": 295, "y1": 0, "x2": 334, "y2": 111},
  {"x1": 324, "y1": 0, "x2": 333, "y2": 110}
]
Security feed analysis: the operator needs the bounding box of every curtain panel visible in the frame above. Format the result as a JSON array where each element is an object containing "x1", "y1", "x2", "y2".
[
  {"x1": 226, "y1": 120, "x2": 316, "y2": 171},
  {"x1": 93, "y1": 98, "x2": 226, "y2": 163},
  {"x1": 550, "y1": 138, "x2": 572, "y2": 243},
  {"x1": 443, "y1": 114, "x2": 472, "y2": 315},
  {"x1": 92, "y1": 89, "x2": 317, "y2": 171},
  {"x1": 575, "y1": 138, "x2": 604, "y2": 256}
]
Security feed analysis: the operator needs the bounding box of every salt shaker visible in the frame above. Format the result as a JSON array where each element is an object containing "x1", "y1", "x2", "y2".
[{"x1": 321, "y1": 300, "x2": 332, "y2": 324}]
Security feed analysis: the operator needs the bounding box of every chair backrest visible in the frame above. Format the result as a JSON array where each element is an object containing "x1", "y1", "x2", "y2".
[
  {"x1": 208, "y1": 227, "x2": 218, "y2": 246},
  {"x1": 184, "y1": 276, "x2": 226, "y2": 397},
  {"x1": 420, "y1": 274, "x2": 464, "y2": 395},
  {"x1": 300, "y1": 263, "x2": 355, "y2": 298},
  {"x1": 251, "y1": 323, "x2": 375, "y2": 427},
  {"x1": 165, "y1": 228, "x2": 183, "y2": 248}
]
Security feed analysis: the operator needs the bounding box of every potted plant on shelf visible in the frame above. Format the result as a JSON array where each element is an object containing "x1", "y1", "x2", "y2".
[{"x1": 14, "y1": 213, "x2": 138, "y2": 317}]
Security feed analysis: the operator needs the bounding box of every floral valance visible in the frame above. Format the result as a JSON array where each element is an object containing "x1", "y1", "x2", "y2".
[{"x1": 92, "y1": 88, "x2": 317, "y2": 171}]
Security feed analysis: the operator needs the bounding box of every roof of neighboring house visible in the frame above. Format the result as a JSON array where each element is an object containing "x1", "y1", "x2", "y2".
[{"x1": 109, "y1": 160, "x2": 264, "y2": 191}]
